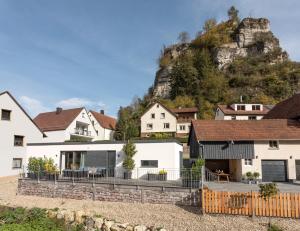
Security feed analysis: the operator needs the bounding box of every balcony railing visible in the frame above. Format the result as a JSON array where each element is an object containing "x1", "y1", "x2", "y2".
[{"x1": 73, "y1": 128, "x2": 92, "y2": 136}]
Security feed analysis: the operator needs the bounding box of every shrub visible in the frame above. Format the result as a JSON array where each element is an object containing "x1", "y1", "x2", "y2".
[
  {"x1": 27, "y1": 157, "x2": 45, "y2": 173},
  {"x1": 268, "y1": 224, "x2": 282, "y2": 231},
  {"x1": 44, "y1": 157, "x2": 58, "y2": 174},
  {"x1": 122, "y1": 140, "x2": 137, "y2": 171},
  {"x1": 159, "y1": 169, "x2": 167, "y2": 175},
  {"x1": 245, "y1": 171, "x2": 253, "y2": 180},
  {"x1": 253, "y1": 172, "x2": 260, "y2": 179}
]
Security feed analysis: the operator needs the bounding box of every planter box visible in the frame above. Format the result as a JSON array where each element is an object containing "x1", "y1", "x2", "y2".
[
  {"x1": 147, "y1": 173, "x2": 167, "y2": 181},
  {"x1": 124, "y1": 172, "x2": 132, "y2": 179},
  {"x1": 44, "y1": 173, "x2": 59, "y2": 181}
]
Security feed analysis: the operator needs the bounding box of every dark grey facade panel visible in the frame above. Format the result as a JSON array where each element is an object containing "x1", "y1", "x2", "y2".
[
  {"x1": 199, "y1": 141, "x2": 255, "y2": 159},
  {"x1": 189, "y1": 130, "x2": 200, "y2": 159}
]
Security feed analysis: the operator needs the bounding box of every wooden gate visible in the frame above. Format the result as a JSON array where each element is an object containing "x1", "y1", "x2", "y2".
[{"x1": 202, "y1": 189, "x2": 300, "y2": 218}]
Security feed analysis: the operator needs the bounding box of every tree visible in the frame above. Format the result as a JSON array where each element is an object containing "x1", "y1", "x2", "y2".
[
  {"x1": 259, "y1": 183, "x2": 279, "y2": 227},
  {"x1": 227, "y1": 6, "x2": 240, "y2": 23},
  {"x1": 177, "y1": 31, "x2": 190, "y2": 44},
  {"x1": 203, "y1": 18, "x2": 217, "y2": 32},
  {"x1": 122, "y1": 140, "x2": 137, "y2": 177},
  {"x1": 114, "y1": 106, "x2": 140, "y2": 140}
]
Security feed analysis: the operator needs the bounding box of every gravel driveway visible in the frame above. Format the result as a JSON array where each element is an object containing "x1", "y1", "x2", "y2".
[{"x1": 0, "y1": 176, "x2": 299, "y2": 231}]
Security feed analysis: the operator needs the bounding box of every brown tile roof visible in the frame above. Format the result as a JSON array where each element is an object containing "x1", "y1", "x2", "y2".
[
  {"x1": 90, "y1": 110, "x2": 116, "y2": 130},
  {"x1": 171, "y1": 107, "x2": 198, "y2": 113},
  {"x1": 34, "y1": 108, "x2": 83, "y2": 132},
  {"x1": 191, "y1": 119, "x2": 300, "y2": 141},
  {"x1": 264, "y1": 93, "x2": 300, "y2": 120},
  {"x1": 217, "y1": 105, "x2": 271, "y2": 115}
]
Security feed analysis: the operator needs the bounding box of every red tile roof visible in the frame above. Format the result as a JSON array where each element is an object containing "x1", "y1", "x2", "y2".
[
  {"x1": 90, "y1": 110, "x2": 116, "y2": 130},
  {"x1": 217, "y1": 105, "x2": 271, "y2": 115},
  {"x1": 34, "y1": 108, "x2": 83, "y2": 132},
  {"x1": 264, "y1": 93, "x2": 300, "y2": 119},
  {"x1": 171, "y1": 107, "x2": 198, "y2": 113},
  {"x1": 191, "y1": 119, "x2": 300, "y2": 141}
]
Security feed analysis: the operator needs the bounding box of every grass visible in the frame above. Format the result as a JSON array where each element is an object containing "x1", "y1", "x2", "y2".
[
  {"x1": 0, "y1": 206, "x2": 82, "y2": 231},
  {"x1": 268, "y1": 224, "x2": 282, "y2": 231}
]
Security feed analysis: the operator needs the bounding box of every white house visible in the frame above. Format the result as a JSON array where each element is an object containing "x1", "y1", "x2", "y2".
[
  {"x1": 88, "y1": 110, "x2": 116, "y2": 140},
  {"x1": 140, "y1": 102, "x2": 197, "y2": 138},
  {"x1": 26, "y1": 140, "x2": 183, "y2": 180},
  {"x1": 215, "y1": 104, "x2": 272, "y2": 120},
  {"x1": 34, "y1": 107, "x2": 98, "y2": 142},
  {"x1": 0, "y1": 91, "x2": 44, "y2": 176},
  {"x1": 189, "y1": 119, "x2": 300, "y2": 182}
]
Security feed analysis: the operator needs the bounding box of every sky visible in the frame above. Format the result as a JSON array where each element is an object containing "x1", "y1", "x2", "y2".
[{"x1": 0, "y1": 0, "x2": 299, "y2": 117}]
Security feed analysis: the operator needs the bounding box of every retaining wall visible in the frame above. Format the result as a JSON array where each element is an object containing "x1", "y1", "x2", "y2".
[{"x1": 18, "y1": 179, "x2": 200, "y2": 206}]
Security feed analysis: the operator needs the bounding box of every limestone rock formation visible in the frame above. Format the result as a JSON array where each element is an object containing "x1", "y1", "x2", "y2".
[{"x1": 153, "y1": 17, "x2": 288, "y2": 98}]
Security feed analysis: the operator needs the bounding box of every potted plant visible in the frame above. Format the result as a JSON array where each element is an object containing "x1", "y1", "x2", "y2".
[
  {"x1": 44, "y1": 158, "x2": 59, "y2": 180},
  {"x1": 158, "y1": 169, "x2": 167, "y2": 181},
  {"x1": 182, "y1": 158, "x2": 204, "y2": 188},
  {"x1": 122, "y1": 140, "x2": 137, "y2": 179},
  {"x1": 253, "y1": 172, "x2": 260, "y2": 184},
  {"x1": 246, "y1": 171, "x2": 254, "y2": 184},
  {"x1": 27, "y1": 157, "x2": 45, "y2": 179}
]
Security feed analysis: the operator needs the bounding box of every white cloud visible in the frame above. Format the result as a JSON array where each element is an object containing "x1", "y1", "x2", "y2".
[
  {"x1": 20, "y1": 96, "x2": 50, "y2": 117},
  {"x1": 56, "y1": 97, "x2": 105, "y2": 110}
]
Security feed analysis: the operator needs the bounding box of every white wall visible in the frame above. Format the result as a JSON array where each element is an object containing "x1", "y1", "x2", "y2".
[
  {"x1": 26, "y1": 141, "x2": 183, "y2": 180},
  {"x1": 42, "y1": 108, "x2": 97, "y2": 142},
  {"x1": 141, "y1": 103, "x2": 177, "y2": 134},
  {"x1": 88, "y1": 112, "x2": 115, "y2": 141},
  {"x1": 176, "y1": 122, "x2": 191, "y2": 134},
  {"x1": 0, "y1": 93, "x2": 44, "y2": 176},
  {"x1": 240, "y1": 140, "x2": 300, "y2": 181}
]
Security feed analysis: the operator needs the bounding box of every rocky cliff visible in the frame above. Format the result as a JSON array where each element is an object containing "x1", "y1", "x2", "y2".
[{"x1": 153, "y1": 17, "x2": 288, "y2": 98}]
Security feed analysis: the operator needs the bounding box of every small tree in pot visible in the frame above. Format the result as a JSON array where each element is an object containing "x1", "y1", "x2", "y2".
[
  {"x1": 27, "y1": 157, "x2": 45, "y2": 179},
  {"x1": 122, "y1": 140, "x2": 137, "y2": 179},
  {"x1": 44, "y1": 157, "x2": 59, "y2": 180}
]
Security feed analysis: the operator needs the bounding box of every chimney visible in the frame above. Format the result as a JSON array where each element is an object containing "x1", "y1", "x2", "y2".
[
  {"x1": 56, "y1": 107, "x2": 63, "y2": 114},
  {"x1": 100, "y1": 109, "x2": 104, "y2": 115}
]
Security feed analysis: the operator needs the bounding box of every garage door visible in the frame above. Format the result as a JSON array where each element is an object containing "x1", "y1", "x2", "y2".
[
  {"x1": 262, "y1": 160, "x2": 287, "y2": 182},
  {"x1": 296, "y1": 160, "x2": 300, "y2": 181}
]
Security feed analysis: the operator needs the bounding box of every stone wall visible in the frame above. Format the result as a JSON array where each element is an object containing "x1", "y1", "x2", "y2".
[{"x1": 18, "y1": 179, "x2": 200, "y2": 206}]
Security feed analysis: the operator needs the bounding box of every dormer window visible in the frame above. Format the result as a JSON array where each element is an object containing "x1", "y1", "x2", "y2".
[
  {"x1": 269, "y1": 140, "x2": 279, "y2": 149},
  {"x1": 237, "y1": 105, "x2": 245, "y2": 111},
  {"x1": 252, "y1": 105, "x2": 261, "y2": 111}
]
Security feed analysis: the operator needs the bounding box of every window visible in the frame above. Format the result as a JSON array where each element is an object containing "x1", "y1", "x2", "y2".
[
  {"x1": 1, "y1": 109, "x2": 11, "y2": 120},
  {"x1": 249, "y1": 116, "x2": 257, "y2": 120},
  {"x1": 14, "y1": 135, "x2": 24, "y2": 146},
  {"x1": 12, "y1": 158, "x2": 22, "y2": 169},
  {"x1": 164, "y1": 123, "x2": 170, "y2": 129},
  {"x1": 231, "y1": 116, "x2": 236, "y2": 120},
  {"x1": 141, "y1": 160, "x2": 158, "y2": 168},
  {"x1": 146, "y1": 123, "x2": 153, "y2": 130},
  {"x1": 160, "y1": 113, "x2": 165, "y2": 119},
  {"x1": 156, "y1": 104, "x2": 159, "y2": 108},
  {"x1": 244, "y1": 159, "x2": 253, "y2": 165},
  {"x1": 269, "y1": 140, "x2": 279, "y2": 149},
  {"x1": 237, "y1": 105, "x2": 245, "y2": 111},
  {"x1": 82, "y1": 112, "x2": 85, "y2": 118},
  {"x1": 151, "y1": 113, "x2": 155, "y2": 119},
  {"x1": 252, "y1": 105, "x2": 261, "y2": 110},
  {"x1": 91, "y1": 120, "x2": 95, "y2": 126},
  {"x1": 179, "y1": 125, "x2": 186, "y2": 131}
]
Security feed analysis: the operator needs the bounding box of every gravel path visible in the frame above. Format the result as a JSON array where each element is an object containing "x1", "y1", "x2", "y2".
[{"x1": 0, "y1": 176, "x2": 299, "y2": 231}]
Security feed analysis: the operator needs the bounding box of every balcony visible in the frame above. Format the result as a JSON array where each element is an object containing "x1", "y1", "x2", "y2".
[{"x1": 72, "y1": 128, "x2": 92, "y2": 137}]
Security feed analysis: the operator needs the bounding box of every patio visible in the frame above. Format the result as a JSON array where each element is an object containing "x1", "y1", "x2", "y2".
[{"x1": 205, "y1": 181, "x2": 300, "y2": 192}]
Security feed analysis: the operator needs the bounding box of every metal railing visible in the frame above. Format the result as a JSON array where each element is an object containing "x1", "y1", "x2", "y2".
[
  {"x1": 20, "y1": 167, "x2": 205, "y2": 189},
  {"x1": 73, "y1": 128, "x2": 92, "y2": 136}
]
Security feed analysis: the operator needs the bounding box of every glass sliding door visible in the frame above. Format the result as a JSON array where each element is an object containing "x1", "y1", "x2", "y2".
[{"x1": 64, "y1": 151, "x2": 86, "y2": 170}]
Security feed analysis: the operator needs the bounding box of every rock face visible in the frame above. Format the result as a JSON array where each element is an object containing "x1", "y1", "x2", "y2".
[
  {"x1": 153, "y1": 44, "x2": 189, "y2": 98},
  {"x1": 214, "y1": 18, "x2": 287, "y2": 69},
  {"x1": 153, "y1": 17, "x2": 288, "y2": 98}
]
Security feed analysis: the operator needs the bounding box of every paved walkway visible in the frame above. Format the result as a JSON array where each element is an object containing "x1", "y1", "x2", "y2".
[{"x1": 205, "y1": 181, "x2": 300, "y2": 192}]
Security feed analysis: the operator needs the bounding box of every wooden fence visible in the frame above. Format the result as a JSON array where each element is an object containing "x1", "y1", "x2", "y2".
[{"x1": 202, "y1": 189, "x2": 300, "y2": 218}]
